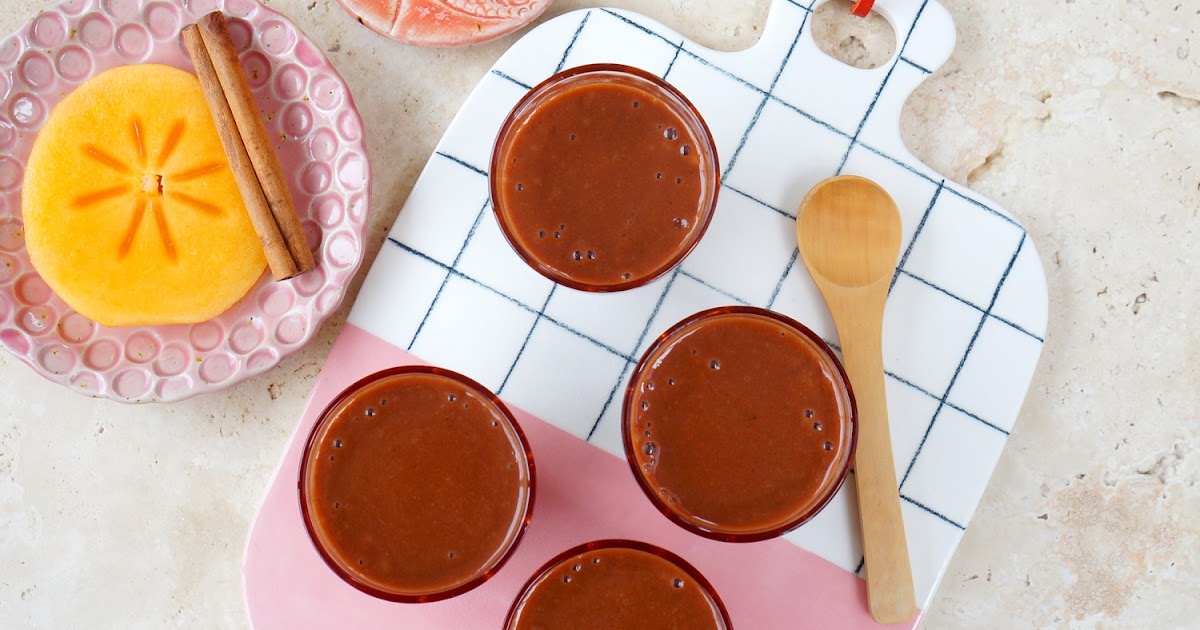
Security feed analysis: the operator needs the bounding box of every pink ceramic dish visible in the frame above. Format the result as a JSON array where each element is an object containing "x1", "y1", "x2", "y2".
[
  {"x1": 0, "y1": 0, "x2": 371, "y2": 403},
  {"x1": 337, "y1": 0, "x2": 555, "y2": 47}
]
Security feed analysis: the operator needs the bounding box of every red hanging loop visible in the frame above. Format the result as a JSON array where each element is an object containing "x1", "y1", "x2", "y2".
[{"x1": 851, "y1": 0, "x2": 876, "y2": 17}]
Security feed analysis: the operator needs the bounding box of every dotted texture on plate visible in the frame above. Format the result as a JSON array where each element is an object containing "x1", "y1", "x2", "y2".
[{"x1": 0, "y1": 0, "x2": 371, "y2": 402}]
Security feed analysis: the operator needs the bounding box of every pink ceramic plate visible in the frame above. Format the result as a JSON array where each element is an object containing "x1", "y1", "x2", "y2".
[
  {"x1": 338, "y1": 0, "x2": 555, "y2": 47},
  {"x1": 0, "y1": 0, "x2": 371, "y2": 403}
]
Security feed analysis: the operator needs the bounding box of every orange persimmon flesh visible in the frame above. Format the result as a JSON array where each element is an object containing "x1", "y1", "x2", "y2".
[{"x1": 22, "y1": 64, "x2": 265, "y2": 326}]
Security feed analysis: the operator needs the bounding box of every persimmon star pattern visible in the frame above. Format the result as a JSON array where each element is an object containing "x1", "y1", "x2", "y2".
[{"x1": 71, "y1": 117, "x2": 225, "y2": 262}]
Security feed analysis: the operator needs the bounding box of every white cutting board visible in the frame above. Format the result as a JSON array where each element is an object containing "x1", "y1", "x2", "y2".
[{"x1": 244, "y1": 1, "x2": 1048, "y2": 627}]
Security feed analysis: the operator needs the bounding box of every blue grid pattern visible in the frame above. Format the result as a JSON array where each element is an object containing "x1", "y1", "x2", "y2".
[{"x1": 349, "y1": 0, "x2": 1047, "y2": 604}]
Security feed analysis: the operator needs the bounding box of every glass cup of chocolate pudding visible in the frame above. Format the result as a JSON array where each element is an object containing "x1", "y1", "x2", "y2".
[
  {"x1": 490, "y1": 63, "x2": 720, "y2": 292},
  {"x1": 623, "y1": 306, "x2": 858, "y2": 542},
  {"x1": 504, "y1": 540, "x2": 731, "y2": 629},
  {"x1": 299, "y1": 366, "x2": 535, "y2": 602}
]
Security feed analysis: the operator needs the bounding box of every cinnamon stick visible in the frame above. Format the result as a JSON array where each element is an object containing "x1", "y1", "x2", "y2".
[
  {"x1": 182, "y1": 24, "x2": 299, "y2": 281},
  {"x1": 195, "y1": 11, "x2": 315, "y2": 276}
]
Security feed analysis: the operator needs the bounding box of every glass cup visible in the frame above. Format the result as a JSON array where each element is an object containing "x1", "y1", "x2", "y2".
[
  {"x1": 505, "y1": 539, "x2": 732, "y2": 629},
  {"x1": 299, "y1": 365, "x2": 535, "y2": 602},
  {"x1": 623, "y1": 306, "x2": 857, "y2": 542},
  {"x1": 490, "y1": 63, "x2": 720, "y2": 292}
]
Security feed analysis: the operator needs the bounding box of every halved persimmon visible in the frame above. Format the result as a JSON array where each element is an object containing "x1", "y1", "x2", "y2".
[{"x1": 22, "y1": 64, "x2": 266, "y2": 327}]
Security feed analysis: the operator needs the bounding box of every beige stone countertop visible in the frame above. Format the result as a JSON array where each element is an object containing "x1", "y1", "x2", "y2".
[{"x1": 1, "y1": 0, "x2": 1197, "y2": 627}]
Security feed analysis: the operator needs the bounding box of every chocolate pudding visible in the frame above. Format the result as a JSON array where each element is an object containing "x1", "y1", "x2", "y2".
[
  {"x1": 491, "y1": 64, "x2": 719, "y2": 292},
  {"x1": 625, "y1": 307, "x2": 856, "y2": 541},
  {"x1": 299, "y1": 366, "x2": 534, "y2": 601},
  {"x1": 506, "y1": 540, "x2": 730, "y2": 629}
]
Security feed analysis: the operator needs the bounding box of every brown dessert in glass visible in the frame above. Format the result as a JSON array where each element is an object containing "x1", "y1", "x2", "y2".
[
  {"x1": 624, "y1": 306, "x2": 857, "y2": 542},
  {"x1": 505, "y1": 540, "x2": 731, "y2": 629},
  {"x1": 491, "y1": 64, "x2": 720, "y2": 292},
  {"x1": 299, "y1": 366, "x2": 535, "y2": 602}
]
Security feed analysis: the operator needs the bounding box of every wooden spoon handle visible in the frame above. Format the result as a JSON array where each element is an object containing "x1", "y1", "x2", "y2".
[{"x1": 838, "y1": 312, "x2": 916, "y2": 624}]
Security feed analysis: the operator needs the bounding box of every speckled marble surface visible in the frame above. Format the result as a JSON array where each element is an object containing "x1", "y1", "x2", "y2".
[{"x1": 1, "y1": 1, "x2": 1197, "y2": 628}]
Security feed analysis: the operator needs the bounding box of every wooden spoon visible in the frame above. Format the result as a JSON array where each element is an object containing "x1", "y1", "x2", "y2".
[{"x1": 797, "y1": 175, "x2": 915, "y2": 624}]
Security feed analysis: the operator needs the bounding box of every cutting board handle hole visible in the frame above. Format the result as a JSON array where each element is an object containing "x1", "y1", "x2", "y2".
[{"x1": 810, "y1": 0, "x2": 896, "y2": 70}]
